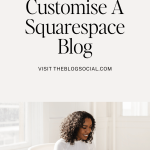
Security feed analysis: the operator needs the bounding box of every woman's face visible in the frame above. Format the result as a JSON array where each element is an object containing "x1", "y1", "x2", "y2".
[{"x1": 76, "y1": 118, "x2": 92, "y2": 141}]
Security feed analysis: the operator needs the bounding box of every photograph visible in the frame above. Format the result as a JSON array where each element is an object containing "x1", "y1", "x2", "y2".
[{"x1": 0, "y1": 102, "x2": 150, "y2": 150}]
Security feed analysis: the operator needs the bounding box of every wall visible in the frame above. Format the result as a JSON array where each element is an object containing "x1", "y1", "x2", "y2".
[
  {"x1": 94, "y1": 102, "x2": 113, "y2": 150},
  {"x1": 115, "y1": 103, "x2": 150, "y2": 150}
]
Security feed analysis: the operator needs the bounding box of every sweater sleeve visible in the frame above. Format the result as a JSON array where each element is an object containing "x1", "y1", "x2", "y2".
[{"x1": 54, "y1": 139, "x2": 67, "y2": 150}]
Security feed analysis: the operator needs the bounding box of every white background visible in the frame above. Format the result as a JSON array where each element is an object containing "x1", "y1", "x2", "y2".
[{"x1": 0, "y1": 0, "x2": 150, "y2": 101}]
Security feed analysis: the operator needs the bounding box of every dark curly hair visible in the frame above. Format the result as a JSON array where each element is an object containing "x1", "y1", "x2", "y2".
[{"x1": 60, "y1": 111, "x2": 96, "y2": 145}]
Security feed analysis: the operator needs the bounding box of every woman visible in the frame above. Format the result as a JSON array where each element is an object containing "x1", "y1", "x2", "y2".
[{"x1": 54, "y1": 111, "x2": 96, "y2": 150}]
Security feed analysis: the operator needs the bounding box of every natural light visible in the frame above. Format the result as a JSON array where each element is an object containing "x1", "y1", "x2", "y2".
[
  {"x1": 0, "y1": 103, "x2": 25, "y2": 146},
  {"x1": 122, "y1": 102, "x2": 148, "y2": 116}
]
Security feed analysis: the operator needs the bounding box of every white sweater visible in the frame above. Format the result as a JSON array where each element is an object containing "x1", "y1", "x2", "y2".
[{"x1": 54, "y1": 139, "x2": 95, "y2": 150}]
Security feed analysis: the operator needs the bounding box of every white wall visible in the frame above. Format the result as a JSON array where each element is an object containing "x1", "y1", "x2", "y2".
[
  {"x1": 43, "y1": 102, "x2": 50, "y2": 143},
  {"x1": 115, "y1": 103, "x2": 150, "y2": 150},
  {"x1": 94, "y1": 102, "x2": 112, "y2": 150}
]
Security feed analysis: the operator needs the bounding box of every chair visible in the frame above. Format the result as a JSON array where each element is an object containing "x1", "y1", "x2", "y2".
[{"x1": 28, "y1": 143, "x2": 55, "y2": 150}]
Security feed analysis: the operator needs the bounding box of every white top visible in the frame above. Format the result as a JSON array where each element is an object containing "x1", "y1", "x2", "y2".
[{"x1": 54, "y1": 139, "x2": 95, "y2": 150}]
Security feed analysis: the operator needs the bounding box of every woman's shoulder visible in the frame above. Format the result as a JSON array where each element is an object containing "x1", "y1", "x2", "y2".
[{"x1": 54, "y1": 139, "x2": 69, "y2": 150}]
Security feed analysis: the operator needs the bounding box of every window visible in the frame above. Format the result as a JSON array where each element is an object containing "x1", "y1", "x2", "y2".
[
  {"x1": 122, "y1": 102, "x2": 149, "y2": 116},
  {"x1": 0, "y1": 103, "x2": 25, "y2": 146},
  {"x1": 0, "y1": 102, "x2": 44, "y2": 150},
  {"x1": 0, "y1": 103, "x2": 33, "y2": 150}
]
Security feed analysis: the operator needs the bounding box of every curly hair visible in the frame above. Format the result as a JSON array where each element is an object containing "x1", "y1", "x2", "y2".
[{"x1": 60, "y1": 111, "x2": 96, "y2": 145}]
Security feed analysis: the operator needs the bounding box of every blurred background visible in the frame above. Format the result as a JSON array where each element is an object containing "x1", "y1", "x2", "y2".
[{"x1": 0, "y1": 102, "x2": 150, "y2": 150}]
